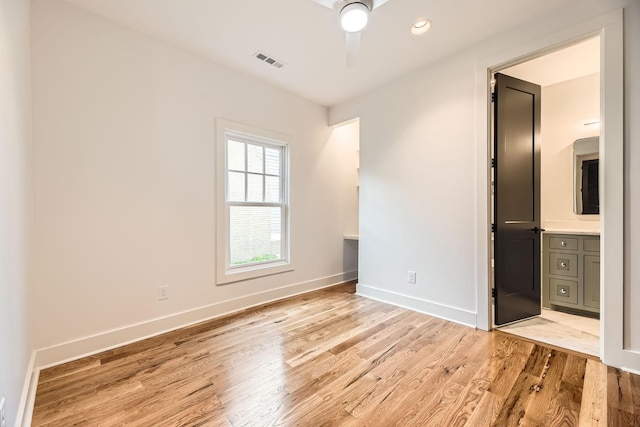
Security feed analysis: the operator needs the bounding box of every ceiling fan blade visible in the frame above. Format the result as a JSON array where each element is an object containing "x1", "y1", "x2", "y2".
[
  {"x1": 311, "y1": 0, "x2": 338, "y2": 9},
  {"x1": 371, "y1": 0, "x2": 390, "y2": 10},
  {"x1": 345, "y1": 31, "x2": 361, "y2": 66}
]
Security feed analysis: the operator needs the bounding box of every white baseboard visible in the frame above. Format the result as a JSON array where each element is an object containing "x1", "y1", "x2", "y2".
[
  {"x1": 622, "y1": 366, "x2": 640, "y2": 376},
  {"x1": 356, "y1": 283, "x2": 477, "y2": 328},
  {"x1": 620, "y1": 348, "x2": 640, "y2": 375},
  {"x1": 35, "y1": 271, "x2": 357, "y2": 370},
  {"x1": 15, "y1": 351, "x2": 37, "y2": 427}
]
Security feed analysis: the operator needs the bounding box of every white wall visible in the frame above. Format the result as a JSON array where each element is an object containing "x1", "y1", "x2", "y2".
[
  {"x1": 541, "y1": 73, "x2": 600, "y2": 232},
  {"x1": 331, "y1": 0, "x2": 640, "y2": 358},
  {"x1": 337, "y1": 54, "x2": 479, "y2": 324},
  {"x1": 31, "y1": 0, "x2": 356, "y2": 359},
  {"x1": 624, "y1": 1, "x2": 640, "y2": 352},
  {"x1": 0, "y1": 0, "x2": 31, "y2": 424}
]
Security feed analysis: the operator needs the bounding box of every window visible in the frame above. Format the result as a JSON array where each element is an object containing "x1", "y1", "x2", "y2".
[{"x1": 216, "y1": 119, "x2": 292, "y2": 284}]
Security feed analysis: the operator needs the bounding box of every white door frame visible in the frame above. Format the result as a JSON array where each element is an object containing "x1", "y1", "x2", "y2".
[{"x1": 474, "y1": 9, "x2": 639, "y2": 372}]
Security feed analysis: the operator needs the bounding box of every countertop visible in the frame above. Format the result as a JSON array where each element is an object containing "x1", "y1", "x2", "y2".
[{"x1": 542, "y1": 229, "x2": 600, "y2": 236}]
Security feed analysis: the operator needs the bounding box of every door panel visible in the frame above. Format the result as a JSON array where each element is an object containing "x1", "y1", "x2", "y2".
[
  {"x1": 494, "y1": 73, "x2": 542, "y2": 325},
  {"x1": 503, "y1": 238, "x2": 535, "y2": 294},
  {"x1": 501, "y1": 89, "x2": 535, "y2": 221},
  {"x1": 584, "y1": 255, "x2": 600, "y2": 309}
]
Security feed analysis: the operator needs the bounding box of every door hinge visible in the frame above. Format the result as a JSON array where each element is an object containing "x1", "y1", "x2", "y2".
[
  {"x1": 492, "y1": 288, "x2": 496, "y2": 298},
  {"x1": 491, "y1": 158, "x2": 496, "y2": 168},
  {"x1": 491, "y1": 224, "x2": 496, "y2": 232},
  {"x1": 491, "y1": 92, "x2": 496, "y2": 103}
]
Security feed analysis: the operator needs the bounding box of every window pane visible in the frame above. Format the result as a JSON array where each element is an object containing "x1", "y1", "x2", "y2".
[
  {"x1": 265, "y1": 176, "x2": 280, "y2": 203},
  {"x1": 230, "y1": 206, "x2": 282, "y2": 265},
  {"x1": 228, "y1": 172, "x2": 245, "y2": 201},
  {"x1": 247, "y1": 174, "x2": 263, "y2": 202},
  {"x1": 265, "y1": 147, "x2": 280, "y2": 175},
  {"x1": 247, "y1": 144, "x2": 264, "y2": 173},
  {"x1": 228, "y1": 140, "x2": 245, "y2": 171}
]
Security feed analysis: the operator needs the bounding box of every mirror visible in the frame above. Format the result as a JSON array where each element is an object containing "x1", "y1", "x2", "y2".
[{"x1": 573, "y1": 137, "x2": 599, "y2": 215}]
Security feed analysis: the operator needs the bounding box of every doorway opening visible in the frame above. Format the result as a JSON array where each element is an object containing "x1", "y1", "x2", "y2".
[
  {"x1": 491, "y1": 37, "x2": 601, "y2": 357},
  {"x1": 331, "y1": 118, "x2": 360, "y2": 278}
]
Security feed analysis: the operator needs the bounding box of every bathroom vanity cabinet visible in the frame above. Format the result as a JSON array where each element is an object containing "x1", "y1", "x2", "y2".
[{"x1": 542, "y1": 232, "x2": 600, "y2": 314}]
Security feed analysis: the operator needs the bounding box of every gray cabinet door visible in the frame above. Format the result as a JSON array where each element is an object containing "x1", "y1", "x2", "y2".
[{"x1": 584, "y1": 255, "x2": 600, "y2": 309}]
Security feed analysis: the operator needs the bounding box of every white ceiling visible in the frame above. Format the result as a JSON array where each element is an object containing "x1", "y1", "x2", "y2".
[
  {"x1": 502, "y1": 37, "x2": 600, "y2": 87},
  {"x1": 62, "y1": 0, "x2": 577, "y2": 107}
]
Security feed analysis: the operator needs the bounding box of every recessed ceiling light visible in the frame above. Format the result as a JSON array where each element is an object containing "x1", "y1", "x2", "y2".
[{"x1": 411, "y1": 18, "x2": 432, "y2": 35}]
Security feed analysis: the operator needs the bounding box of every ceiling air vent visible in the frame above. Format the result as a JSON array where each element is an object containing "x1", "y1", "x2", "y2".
[{"x1": 254, "y1": 51, "x2": 285, "y2": 69}]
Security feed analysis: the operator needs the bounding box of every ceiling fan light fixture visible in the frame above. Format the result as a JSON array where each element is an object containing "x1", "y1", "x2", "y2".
[
  {"x1": 340, "y1": 2, "x2": 369, "y2": 33},
  {"x1": 411, "y1": 18, "x2": 432, "y2": 35}
]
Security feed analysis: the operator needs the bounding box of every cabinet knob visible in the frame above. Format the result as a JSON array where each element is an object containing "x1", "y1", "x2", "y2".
[
  {"x1": 560, "y1": 261, "x2": 567, "y2": 268},
  {"x1": 561, "y1": 241, "x2": 567, "y2": 247},
  {"x1": 560, "y1": 288, "x2": 567, "y2": 294}
]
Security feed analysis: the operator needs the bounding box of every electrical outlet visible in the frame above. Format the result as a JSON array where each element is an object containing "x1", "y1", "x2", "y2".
[
  {"x1": 408, "y1": 271, "x2": 416, "y2": 284},
  {"x1": 0, "y1": 397, "x2": 6, "y2": 427},
  {"x1": 157, "y1": 285, "x2": 169, "y2": 301}
]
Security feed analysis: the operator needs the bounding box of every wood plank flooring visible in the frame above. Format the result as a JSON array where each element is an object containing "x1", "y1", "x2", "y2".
[{"x1": 32, "y1": 283, "x2": 640, "y2": 426}]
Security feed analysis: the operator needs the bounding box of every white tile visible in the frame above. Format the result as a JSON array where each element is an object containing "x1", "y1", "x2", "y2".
[{"x1": 497, "y1": 309, "x2": 600, "y2": 357}]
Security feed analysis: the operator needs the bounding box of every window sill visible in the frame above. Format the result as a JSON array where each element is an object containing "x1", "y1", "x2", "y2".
[{"x1": 217, "y1": 261, "x2": 294, "y2": 285}]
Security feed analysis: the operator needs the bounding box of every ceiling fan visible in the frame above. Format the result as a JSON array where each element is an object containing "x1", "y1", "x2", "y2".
[{"x1": 311, "y1": 0, "x2": 390, "y2": 66}]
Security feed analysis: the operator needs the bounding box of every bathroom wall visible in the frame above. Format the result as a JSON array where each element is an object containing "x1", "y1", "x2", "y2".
[{"x1": 541, "y1": 73, "x2": 600, "y2": 232}]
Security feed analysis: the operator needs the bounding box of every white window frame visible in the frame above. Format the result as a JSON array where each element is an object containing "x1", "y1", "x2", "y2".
[{"x1": 216, "y1": 119, "x2": 292, "y2": 284}]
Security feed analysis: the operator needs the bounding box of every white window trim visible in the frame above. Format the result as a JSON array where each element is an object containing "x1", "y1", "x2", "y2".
[{"x1": 216, "y1": 118, "x2": 293, "y2": 285}]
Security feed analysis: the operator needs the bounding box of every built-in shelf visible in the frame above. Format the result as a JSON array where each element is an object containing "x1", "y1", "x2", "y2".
[{"x1": 344, "y1": 235, "x2": 359, "y2": 241}]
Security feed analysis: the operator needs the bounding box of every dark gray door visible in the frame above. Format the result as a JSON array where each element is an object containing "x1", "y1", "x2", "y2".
[{"x1": 494, "y1": 73, "x2": 542, "y2": 325}]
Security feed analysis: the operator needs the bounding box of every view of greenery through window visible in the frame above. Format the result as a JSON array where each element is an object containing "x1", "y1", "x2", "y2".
[{"x1": 227, "y1": 139, "x2": 284, "y2": 266}]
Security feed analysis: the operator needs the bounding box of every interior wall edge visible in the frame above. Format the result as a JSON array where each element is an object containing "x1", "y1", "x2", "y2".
[
  {"x1": 0, "y1": 0, "x2": 32, "y2": 425},
  {"x1": 34, "y1": 271, "x2": 357, "y2": 370},
  {"x1": 356, "y1": 283, "x2": 477, "y2": 328}
]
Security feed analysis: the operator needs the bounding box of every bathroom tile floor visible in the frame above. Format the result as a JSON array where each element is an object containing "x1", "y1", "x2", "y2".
[{"x1": 498, "y1": 308, "x2": 600, "y2": 357}]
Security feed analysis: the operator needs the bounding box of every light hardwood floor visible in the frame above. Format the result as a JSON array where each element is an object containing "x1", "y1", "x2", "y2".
[{"x1": 32, "y1": 283, "x2": 639, "y2": 426}]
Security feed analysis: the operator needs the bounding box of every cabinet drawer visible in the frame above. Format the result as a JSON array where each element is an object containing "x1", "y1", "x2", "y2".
[
  {"x1": 549, "y1": 236, "x2": 578, "y2": 250},
  {"x1": 583, "y1": 238, "x2": 600, "y2": 252},
  {"x1": 549, "y1": 252, "x2": 578, "y2": 277},
  {"x1": 549, "y1": 278, "x2": 578, "y2": 305}
]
